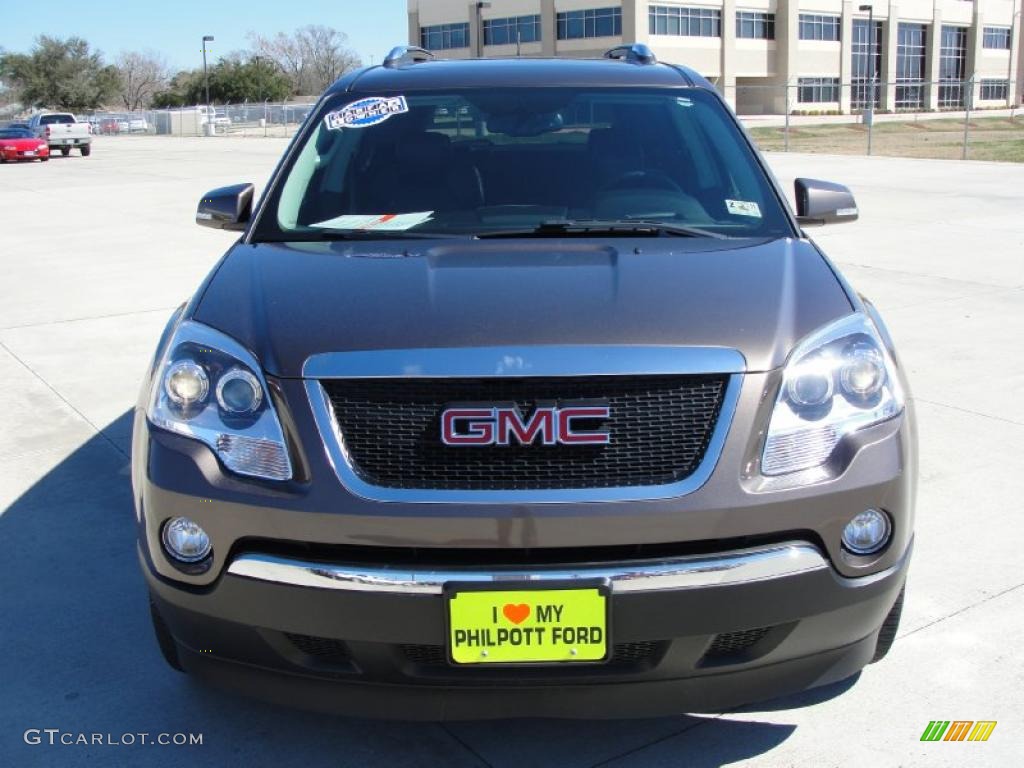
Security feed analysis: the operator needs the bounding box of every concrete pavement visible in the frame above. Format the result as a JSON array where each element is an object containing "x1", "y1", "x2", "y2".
[{"x1": 0, "y1": 137, "x2": 1021, "y2": 766}]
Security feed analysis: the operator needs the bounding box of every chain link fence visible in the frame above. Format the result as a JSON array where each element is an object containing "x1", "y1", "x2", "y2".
[
  {"x1": 729, "y1": 78, "x2": 1021, "y2": 161},
  {"x1": 59, "y1": 79, "x2": 1024, "y2": 162},
  {"x1": 74, "y1": 102, "x2": 317, "y2": 139}
]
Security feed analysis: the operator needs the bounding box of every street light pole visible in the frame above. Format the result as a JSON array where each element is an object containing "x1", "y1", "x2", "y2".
[
  {"x1": 202, "y1": 35, "x2": 214, "y2": 111},
  {"x1": 858, "y1": 5, "x2": 875, "y2": 155}
]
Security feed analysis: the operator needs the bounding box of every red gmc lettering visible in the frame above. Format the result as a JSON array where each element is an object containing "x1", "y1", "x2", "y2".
[
  {"x1": 557, "y1": 406, "x2": 612, "y2": 444},
  {"x1": 441, "y1": 408, "x2": 495, "y2": 445},
  {"x1": 442, "y1": 405, "x2": 610, "y2": 446},
  {"x1": 496, "y1": 407, "x2": 556, "y2": 445}
]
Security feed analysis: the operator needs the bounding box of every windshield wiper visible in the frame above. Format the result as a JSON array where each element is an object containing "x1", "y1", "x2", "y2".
[
  {"x1": 270, "y1": 228, "x2": 457, "y2": 242},
  {"x1": 475, "y1": 219, "x2": 728, "y2": 240}
]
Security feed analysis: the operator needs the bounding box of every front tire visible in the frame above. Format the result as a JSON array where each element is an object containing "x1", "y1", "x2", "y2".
[
  {"x1": 80, "y1": 144, "x2": 91, "y2": 157},
  {"x1": 40, "y1": 157, "x2": 49, "y2": 162},
  {"x1": 870, "y1": 586, "x2": 905, "y2": 663},
  {"x1": 150, "y1": 598, "x2": 185, "y2": 672}
]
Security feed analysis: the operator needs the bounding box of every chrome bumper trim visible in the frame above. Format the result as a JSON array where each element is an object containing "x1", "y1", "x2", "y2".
[
  {"x1": 226, "y1": 541, "x2": 828, "y2": 595},
  {"x1": 302, "y1": 345, "x2": 747, "y2": 379}
]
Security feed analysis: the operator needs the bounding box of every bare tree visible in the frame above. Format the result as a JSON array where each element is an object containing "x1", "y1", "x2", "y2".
[
  {"x1": 248, "y1": 25, "x2": 361, "y2": 96},
  {"x1": 116, "y1": 50, "x2": 170, "y2": 110}
]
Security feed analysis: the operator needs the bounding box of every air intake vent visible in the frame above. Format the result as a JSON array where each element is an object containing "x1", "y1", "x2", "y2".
[
  {"x1": 284, "y1": 632, "x2": 350, "y2": 664},
  {"x1": 702, "y1": 627, "x2": 771, "y2": 661}
]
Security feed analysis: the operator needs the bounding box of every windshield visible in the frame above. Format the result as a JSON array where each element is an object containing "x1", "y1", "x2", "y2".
[
  {"x1": 253, "y1": 87, "x2": 792, "y2": 241},
  {"x1": 0, "y1": 129, "x2": 33, "y2": 139}
]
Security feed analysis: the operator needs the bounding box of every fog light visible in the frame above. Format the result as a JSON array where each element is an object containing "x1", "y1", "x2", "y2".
[
  {"x1": 841, "y1": 509, "x2": 891, "y2": 555},
  {"x1": 162, "y1": 517, "x2": 212, "y2": 563}
]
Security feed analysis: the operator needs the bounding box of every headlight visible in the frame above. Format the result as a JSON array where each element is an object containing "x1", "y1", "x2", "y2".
[
  {"x1": 147, "y1": 320, "x2": 292, "y2": 481},
  {"x1": 762, "y1": 313, "x2": 904, "y2": 478}
]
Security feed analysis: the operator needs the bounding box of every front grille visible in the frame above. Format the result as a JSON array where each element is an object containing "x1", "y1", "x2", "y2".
[
  {"x1": 702, "y1": 627, "x2": 771, "y2": 660},
  {"x1": 322, "y1": 375, "x2": 728, "y2": 490},
  {"x1": 400, "y1": 641, "x2": 660, "y2": 667},
  {"x1": 284, "y1": 632, "x2": 350, "y2": 664}
]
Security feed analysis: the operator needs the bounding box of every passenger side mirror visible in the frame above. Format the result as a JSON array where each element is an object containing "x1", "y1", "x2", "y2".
[
  {"x1": 794, "y1": 178, "x2": 858, "y2": 227},
  {"x1": 196, "y1": 183, "x2": 254, "y2": 231}
]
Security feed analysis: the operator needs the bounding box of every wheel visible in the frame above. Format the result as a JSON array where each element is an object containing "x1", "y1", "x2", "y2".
[
  {"x1": 80, "y1": 144, "x2": 91, "y2": 157},
  {"x1": 870, "y1": 585, "x2": 904, "y2": 663},
  {"x1": 61, "y1": 147, "x2": 71, "y2": 157},
  {"x1": 150, "y1": 598, "x2": 185, "y2": 672},
  {"x1": 40, "y1": 157, "x2": 48, "y2": 162}
]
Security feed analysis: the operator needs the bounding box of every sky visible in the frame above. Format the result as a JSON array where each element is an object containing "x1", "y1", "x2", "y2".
[{"x1": 0, "y1": 0, "x2": 409, "y2": 71}]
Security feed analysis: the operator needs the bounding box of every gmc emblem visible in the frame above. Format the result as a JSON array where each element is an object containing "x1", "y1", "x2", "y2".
[{"x1": 441, "y1": 403, "x2": 611, "y2": 446}]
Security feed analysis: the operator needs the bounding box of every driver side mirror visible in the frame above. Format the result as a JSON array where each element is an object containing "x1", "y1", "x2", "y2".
[
  {"x1": 794, "y1": 178, "x2": 858, "y2": 227},
  {"x1": 196, "y1": 183, "x2": 254, "y2": 231}
]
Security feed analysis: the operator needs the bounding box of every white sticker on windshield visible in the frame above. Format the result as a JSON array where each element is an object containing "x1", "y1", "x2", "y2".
[
  {"x1": 726, "y1": 199, "x2": 762, "y2": 218},
  {"x1": 324, "y1": 95, "x2": 409, "y2": 130},
  {"x1": 310, "y1": 212, "x2": 433, "y2": 231}
]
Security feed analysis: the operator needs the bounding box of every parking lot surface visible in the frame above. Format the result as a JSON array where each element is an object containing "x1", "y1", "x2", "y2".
[{"x1": 1, "y1": 137, "x2": 1021, "y2": 767}]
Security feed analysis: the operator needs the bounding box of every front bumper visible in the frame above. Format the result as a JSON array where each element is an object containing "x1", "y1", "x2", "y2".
[
  {"x1": 133, "y1": 356, "x2": 916, "y2": 718},
  {"x1": 145, "y1": 537, "x2": 909, "y2": 719}
]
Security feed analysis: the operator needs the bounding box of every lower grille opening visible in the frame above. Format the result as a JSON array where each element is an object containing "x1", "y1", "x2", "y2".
[
  {"x1": 284, "y1": 632, "x2": 351, "y2": 665},
  {"x1": 701, "y1": 626, "x2": 771, "y2": 664},
  {"x1": 401, "y1": 641, "x2": 661, "y2": 668}
]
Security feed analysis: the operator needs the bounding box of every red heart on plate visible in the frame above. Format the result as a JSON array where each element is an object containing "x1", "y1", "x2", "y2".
[{"x1": 502, "y1": 603, "x2": 530, "y2": 625}]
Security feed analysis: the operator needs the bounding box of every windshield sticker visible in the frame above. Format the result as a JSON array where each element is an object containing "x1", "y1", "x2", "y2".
[
  {"x1": 324, "y1": 96, "x2": 409, "y2": 130},
  {"x1": 310, "y1": 212, "x2": 433, "y2": 231},
  {"x1": 725, "y1": 199, "x2": 762, "y2": 218}
]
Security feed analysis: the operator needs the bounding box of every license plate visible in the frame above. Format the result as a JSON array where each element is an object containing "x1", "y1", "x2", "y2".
[
  {"x1": 22, "y1": 150, "x2": 35, "y2": 156},
  {"x1": 447, "y1": 584, "x2": 608, "y2": 664}
]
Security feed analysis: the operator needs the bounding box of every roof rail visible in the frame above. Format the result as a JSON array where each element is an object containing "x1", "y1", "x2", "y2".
[
  {"x1": 382, "y1": 45, "x2": 435, "y2": 68},
  {"x1": 603, "y1": 43, "x2": 657, "y2": 65}
]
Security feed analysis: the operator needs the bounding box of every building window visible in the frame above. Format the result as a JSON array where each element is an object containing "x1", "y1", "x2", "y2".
[
  {"x1": 895, "y1": 23, "x2": 927, "y2": 109},
  {"x1": 420, "y1": 23, "x2": 470, "y2": 50},
  {"x1": 556, "y1": 7, "x2": 622, "y2": 40},
  {"x1": 736, "y1": 11, "x2": 775, "y2": 40},
  {"x1": 798, "y1": 77, "x2": 840, "y2": 103},
  {"x1": 939, "y1": 25, "x2": 968, "y2": 107},
  {"x1": 979, "y1": 78, "x2": 1009, "y2": 100},
  {"x1": 851, "y1": 19, "x2": 883, "y2": 109},
  {"x1": 483, "y1": 15, "x2": 542, "y2": 45},
  {"x1": 982, "y1": 27, "x2": 1012, "y2": 50},
  {"x1": 648, "y1": 6, "x2": 721, "y2": 37},
  {"x1": 799, "y1": 14, "x2": 841, "y2": 41}
]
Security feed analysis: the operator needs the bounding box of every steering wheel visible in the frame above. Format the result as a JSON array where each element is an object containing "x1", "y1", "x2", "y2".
[{"x1": 600, "y1": 170, "x2": 684, "y2": 194}]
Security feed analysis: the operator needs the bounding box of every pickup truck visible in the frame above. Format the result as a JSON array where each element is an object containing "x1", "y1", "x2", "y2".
[{"x1": 27, "y1": 113, "x2": 92, "y2": 156}]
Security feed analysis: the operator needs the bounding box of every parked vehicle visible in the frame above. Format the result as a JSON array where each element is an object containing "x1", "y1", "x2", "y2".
[
  {"x1": 135, "y1": 45, "x2": 915, "y2": 720},
  {"x1": 197, "y1": 106, "x2": 231, "y2": 127},
  {"x1": 0, "y1": 127, "x2": 50, "y2": 163},
  {"x1": 27, "y1": 112, "x2": 91, "y2": 156}
]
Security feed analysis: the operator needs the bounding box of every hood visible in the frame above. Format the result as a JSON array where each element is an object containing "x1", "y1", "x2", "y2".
[{"x1": 193, "y1": 237, "x2": 852, "y2": 378}]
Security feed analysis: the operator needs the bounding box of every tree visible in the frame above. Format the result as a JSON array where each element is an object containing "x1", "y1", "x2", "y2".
[
  {"x1": 150, "y1": 56, "x2": 291, "y2": 106},
  {"x1": 248, "y1": 25, "x2": 361, "y2": 96},
  {"x1": 0, "y1": 36, "x2": 119, "y2": 110},
  {"x1": 116, "y1": 50, "x2": 170, "y2": 110}
]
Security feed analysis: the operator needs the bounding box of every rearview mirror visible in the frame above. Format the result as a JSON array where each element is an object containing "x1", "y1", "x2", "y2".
[
  {"x1": 794, "y1": 178, "x2": 858, "y2": 227},
  {"x1": 196, "y1": 183, "x2": 254, "y2": 231}
]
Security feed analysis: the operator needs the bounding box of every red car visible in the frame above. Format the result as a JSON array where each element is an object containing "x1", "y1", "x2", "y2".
[{"x1": 0, "y1": 127, "x2": 50, "y2": 163}]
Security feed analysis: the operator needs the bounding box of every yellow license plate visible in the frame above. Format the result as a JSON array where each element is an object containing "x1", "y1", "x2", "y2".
[{"x1": 447, "y1": 586, "x2": 608, "y2": 664}]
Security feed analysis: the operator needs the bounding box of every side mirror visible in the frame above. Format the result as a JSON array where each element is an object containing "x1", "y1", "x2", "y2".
[
  {"x1": 794, "y1": 178, "x2": 859, "y2": 227},
  {"x1": 196, "y1": 183, "x2": 254, "y2": 231}
]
